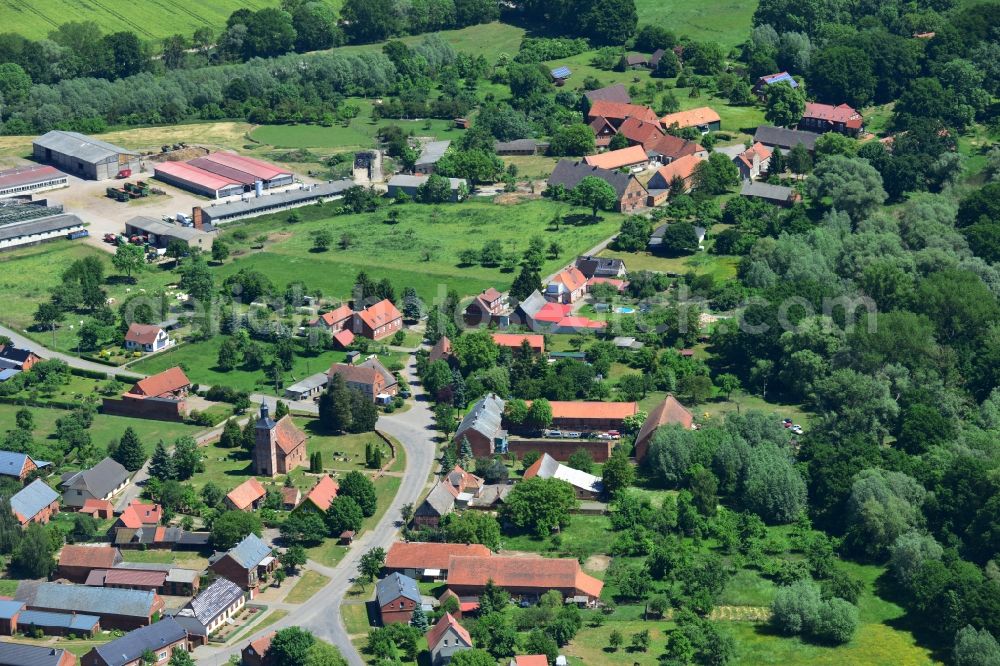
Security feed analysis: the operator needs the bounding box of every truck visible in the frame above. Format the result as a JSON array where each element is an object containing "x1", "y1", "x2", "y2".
[
  {"x1": 116, "y1": 168, "x2": 132, "y2": 179},
  {"x1": 175, "y1": 212, "x2": 192, "y2": 225}
]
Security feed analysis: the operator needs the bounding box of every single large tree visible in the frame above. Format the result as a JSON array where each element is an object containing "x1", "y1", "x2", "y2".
[
  {"x1": 764, "y1": 81, "x2": 806, "y2": 127},
  {"x1": 572, "y1": 177, "x2": 618, "y2": 222},
  {"x1": 500, "y1": 477, "x2": 579, "y2": 536},
  {"x1": 339, "y1": 471, "x2": 377, "y2": 517},
  {"x1": 112, "y1": 242, "x2": 145, "y2": 280},
  {"x1": 112, "y1": 427, "x2": 146, "y2": 471}
]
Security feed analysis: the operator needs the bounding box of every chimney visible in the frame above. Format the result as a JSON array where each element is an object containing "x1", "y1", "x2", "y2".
[{"x1": 192, "y1": 207, "x2": 203, "y2": 230}]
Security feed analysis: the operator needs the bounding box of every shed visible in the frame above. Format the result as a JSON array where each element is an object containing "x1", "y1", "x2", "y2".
[{"x1": 32, "y1": 130, "x2": 139, "y2": 181}]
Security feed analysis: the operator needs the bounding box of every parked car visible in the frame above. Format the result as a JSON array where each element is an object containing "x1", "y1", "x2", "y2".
[
  {"x1": 596, "y1": 433, "x2": 612, "y2": 440},
  {"x1": 565, "y1": 431, "x2": 582, "y2": 439},
  {"x1": 544, "y1": 429, "x2": 563, "y2": 438},
  {"x1": 791, "y1": 425, "x2": 803, "y2": 435}
]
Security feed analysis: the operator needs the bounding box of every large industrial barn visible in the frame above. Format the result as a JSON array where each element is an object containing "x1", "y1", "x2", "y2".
[
  {"x1": 0, "y1": 165, "x2": 69, "y2": 198},
  {"x1": 153, "y1": 152, "x2": 294, "y2": 199},
  {"x1": 32, "y1": 131, "x2": 140, "y2": 181}
]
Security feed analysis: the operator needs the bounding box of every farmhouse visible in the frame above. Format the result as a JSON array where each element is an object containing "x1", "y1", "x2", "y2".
[
  {"x1": 753, "y1": 126, "x2": 820, "y2": 152},
  {"x1": 384, "y1": 542, "x2": 492, "y2": 579},
  {"x1": 23, "y1": 583, "x2": 163, "y2": 631},
  {"x1": 799, "y1": 102, "x2": 863, "y2": 135},
  {"x1": 464, "y1": 287, "x2": 506, "y2": 326},
  {"x1": 491, "y1": 333, "x2": 544, "y2": 354},
  {"x1": 60, "y1": 458, "x2": 130, "y2": 509},
  {"x1": 428, "y1": 613, "x2": 473, "y2": 666},
  {"x1": 660, "y1": 107, "x2": 722, "y2": 134},
  {"x1": 414, "y1": 140, "x2": 451, "y2": 174},
  {"x1": 646, "y1": 154, "x2": 705, "y2": 194},
  {"x1": 387, "y1": 174, "x2": 467, "y2": 201},
  {"x1": 224, "y1": 478, "x2": 267, "y2": 512},
  {"x1": 311, "y1": 304, "x2": 353, "y2": 335},
  {"x1": 0, "y1": 450, "x2": 48, "y2": 482},
  {"x1": 634, "y1": 395, "x2": 695, "y2": 461},
  {"x1": 446, "y1": 555, "x2": 604, "y2": 604},
  {"x1": 585, "y1": 100, "x2": 659, "y2": 127},
  {"x1": 545, "y1": 266, "x2": 588, "y2": 304},
  {"x1": 453, "y1": 394, "x2": 507, "y2": 459},
  {"x1": 103, "y1": 367, "x2": 190, "y2": 421},
  {"x1": 741, "y1": 181, "x2": 801, "y2": 206},
  {"x1": 542, "y1": 400, "x2": 638, "y2": 431},
  {"x1": 10, "y1": 479, "x2": 59, "y2": 525},
  {"x1": 124, "y1": 323, "x2": 172, "y2": 353},
  {"x1": 583, "y1": 83, "x2": 631, "y2": 105},
  {"x1": 547, "y1": 160, "x2": 648, "y2": 214},
  {"x1": 353, "y1": 299, "x2": 403, "y2": 341},
  {"x1": 584, "y1": 144, "x2": 649, "y2": 171},
  {"x1": 328, "y1": 357, "x2": 398, "y2": 402},
  {"x1": 32, "y1": 131, "x2": 140, "y2": 181},
  {"x1": 251, "y1": 403, "x2": 307, "y2": 477},
  {"x1": 82, "y1": 617, "x2": 190, "y2": 666},
  {"x1": 376, "y1": 572, "x2": 422, "y2": 625},
  {"x1": 524, "y1": 453, "x2": 603, "y2": 500},
  {"x1": 0, "y1": 164, "x2": 68, "y2": 198},
  {"x1": 175, "y1": 578, "x2": 245, "y2": 637},
  {"x1": 208, "y1": 533, "x2": 277, "y2": 594}
]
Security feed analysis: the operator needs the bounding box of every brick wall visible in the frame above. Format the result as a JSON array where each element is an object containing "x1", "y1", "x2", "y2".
[
  {"x1": 102, "y1": 397, "x2": 184, "y2": 421},
  {"x1": 508, "y1": 439, "x2": 613, "y2": 462}
]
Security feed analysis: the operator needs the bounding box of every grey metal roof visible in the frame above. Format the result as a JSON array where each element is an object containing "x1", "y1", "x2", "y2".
[
  {"x1": 0, "y1": 451, "x2": 46, "y2": 478},
  {"x1": 376, "y1": 572, "x2": 421, "y2": 607},
  {"x1": 226, "y1": 533, "x2": 272, "y2": 570},
  {"x1": 387, "y1": 174, "x2": 466, "y2": 190},
  {"x1": 753, "y1": 126, "x2": 819, "y2": 151},
  {"x1": 30, "y1": 582, "x2": 156, "y2": 618},
  {"x1": 126, "y1": 216, "x2": 209, "y2": 242},
  {"x1": 179, "y1": 578, "x2": 243, "y2": 625},
  {"x1": 416, "y1": 481, "x2": 456, "y2": 517},
  {"x1": 494, "y1": 139, "x2": 546, "y2": 152},
  {"x1": 551, "y1": 66, "x2": 572, "y2": 79},
  {"x1": 10, "y1": 479, "x2": 58, "y2": 521},
  {"x1": 0, "y1": 642, "x2": 72, "y2": 666},
  {"x1": 455, "y1": 394, "x2": 506, "y2": 443},
  {"x1": 203, "y1": 180, "x2": 353, "y2": 220},
  {"x1": 740, "y1": 181, "x2": 796, "y2": 202},
  {"x1": 92, "y1": 617, "x2": 188, "y2": 666},
  {"x1": 170, "y1": 613, "x2": 207, "y2": 638},
  {"x1": 114, "y1": 562, "x2": 172, "y2": 572},
  {"x1": 517, "y1": 290, "x2": 547, "y2": 318},
  {"x1": 166, "y1": 568, "x2": 199, "y2": 583},
  {"x1": 548, "y1": 159, "x2": 639, "y2": 199},
  {"x1": 17, "y1": 609, "x2": 100, "y2": 631},
  {"x1": 415, "y1": 140, "x2": 451, "y2": 166},
  {"x1": 61, "y1": 457, "x2": 129, "y2": 499},
  {"x1": 286, "y1": 372, "x2": 329, "y2": 395},
  {"x1": 33, "y1": 130, "x2": 137, "y2": 163},
  {"x1": 0, "y1": 213, "x2": 84, "y2": 242},
  {"x1": 0, "y1": 599, "x2": 23, "y2": 619},
  {"x1": 530, "y1": 453, "x2": 603, "y2": 494}
]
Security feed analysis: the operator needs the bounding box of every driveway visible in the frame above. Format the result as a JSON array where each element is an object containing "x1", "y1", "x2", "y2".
[
  {"x1": 194, "y1": 353, "x2": 438, "y2": 665},
  {"x1": 0, "y1": 323, "x2": 129, "y2": 376}
]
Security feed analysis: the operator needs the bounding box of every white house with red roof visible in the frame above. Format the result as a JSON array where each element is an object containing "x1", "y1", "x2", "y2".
[
  {"x1": 546, "y1": 266, "x2": 588, "y2": 304},
  {"x1": 124, "y1": 323, "x2": 172, "y2": 353},
  {"x1": 427, "y1": 612, "x2": 473, "y2": 665}
]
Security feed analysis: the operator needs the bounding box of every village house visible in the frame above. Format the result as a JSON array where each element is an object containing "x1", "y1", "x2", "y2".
[
  {"x1": 251, "y1": 403, "x2": 307, "y2": 477},
  {"x1": 753, "y1": 71, "x2": 799, "y2": 99},
  {"x1": 81, "y1": 617, "x2": 190, "y2": 666},
  {"x1": 241, "y1": 632, "x2": 274, "y2": 666},
  {"x1": 443, "y1": 465, "x2": 484, "y2": 498},
  {"x1": 491, "y1": 333, "x2": 545, "y2": 354},
  {"x1": 58, "y1": 545, "x2": 123, "y2": 583},
  {"x1": 583, "y1": 83, "x2": 631, "y2": 106},
  {"x1": 10, "y1": 478, "x2": 59, "y2": 525},
  {"x1": 646, "y1": 153, "x2": 706, "y2": 195},
  {"x1": 545, "y1": 266, "x2": 589, "y2": 304},
  {"x1": 413, "y1": 482, "x2": 458, "y2": 528},
  {"x1": 753, "y1": 125, "x2": 820, "y2": 153},
  {"x1": 575, "y1": 255, "x2": 626, "y2": 279},
  {"x1": 0, "y1": 642, "x2": 78, "y2": 665},
  {"x1": 588, "y1": 116, "x2": 618, "y2": 148},
  {"x1": 353, "y1": 298, "x2": 403, "y2": 341},
  {"x1": 634, "y1": 395, "x2": 695, "y2": 461},
  {"x1": 0, "y1": 450, "x2": 49, "y2": 483},
  {"x1": 524, "y1": 453, "x2": 603, "y2": 500},
  {"x1": 538, "y1": 401, "x2": 638, "y2": 432},
  {"x1": 463, "y1": 287, "x2": 506, "y2": 327},
  {"x1": 384, "y1": 542, "x2": 493, "y2": 580},
  {"x1": 296, "y1": 475, "x2": 340, "y2": 514},
  {"x1": 741, "y1": 181, "x2": 801, "y2": 207},
  {"x1": 23, "y1": 583, "x2": 164, "y2": 631},
  {"x1": 102, "y1": 367, "x2": 191, "y2": 421},
  {"x1": 583, "y1": 145, "x2": 649, "y2": 171},
  {"x1": 446, "y1": 555, "x2": 604, "y2": 605},
  {"x1": 281, "y1": 486, "x2": 301, "y2": 510},
  {"x1": 60, "y1": 458, "x2": 131, "y2": 508},
  {"x1": 224, "y1": 478, "x2": 267, "y2": 512},
  {"x1": 109, "y1": 499, "x2": 162, "y2": 547},
  {"x1": 78, "y1": 498, "x2": 115, "y2": 519},
  {"x1": 660, "y1": 106, "x2": 722, "y2": 134},
  {"x1": 0, "y1": 345, "x2": 40, "y2": 371},
  {"x1": 123, "y1": 323, "x2": 172, "y2": 353},
  {"x1": 453, "y1": 394, "x2": 507, "y2": 459},
  {"x1": 734, "y1": 142, "x2": 773, "y2": 180},
  {"x1": 428, "y1": 612, "x2": 473, "y2": 666},
  {"x1": 208, "y1": 533, "x2": 278, "y2": 596},
  {"x1": 328, "y1": 357, "x2": 398, "y2": 403},
  {"x1": 376, "y1": 572, "x2": 422, "y2": 625},
  {"x1": 585, "y1": 100, "x2": 659, "y2": 128},
  {"x1": 547, "y1": 160, "x2": 648, "y2": 214},
  {"x1": 174, "y1": 578, "x2": 245, "y2": 637},
  {"x1": 516, "y1": 290, "x2": 607, "y2": 335},
  {"x1": 428, "y1": 336, "x2": 453, "y2": 364},
  {"x1": 622, "y1": 52, "x2": 650, "y2": 69},
  {"x1": 310, "y1": 304, "x2": 354, "y2": 336},
  {"x1": 799, "y1": 102, "x2": 863, "y2": 136}
]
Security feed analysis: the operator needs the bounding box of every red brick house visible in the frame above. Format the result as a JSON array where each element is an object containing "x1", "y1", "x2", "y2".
[
  {"x1": 464, "y1": 288, "x2": 505, "y2": 326},
  {"x1": 585, "y1": 100, "x2": 659, "y2": 128},
  {"x1": 446, "y1": 555, "x2": 604, "y2": 604},
  {"x1": 58, "y1": 545, "x2": 124, "y2": 583},
  {"x1": 251, "y1": 404, "x2": 307, "y2": 477},
  {"x1": 376, "y1": 572, "x2": 421, "y2": 625},
  {"x1": 634, "y1": 395, "x2": 694, "y2": 461},
  {"x1": 82, "y1": 616, "x2": 189, "y2": 666},
  {"x1": 537, "y1": 400, "x2": 638, "y2": 431},
  {"x1": 0, "y1": 451, "x2": 46, "y2": 483},
  {"x1": 0, "y1": 344, "x2": 41, "y2": 371},
  {"x1": 209, "y1": 533, "x2": 277, "y2": 595},
  {"x1": 224, "y1": 478, "x2": 267, "y2": 511},
  {"x1": 79, "y1": 498, "x2": 114, "y2": 519},
  {"x1": 328, "y1": 357, "x2": 398, "y2": 402},
  {"x1": 353, "y1": 299, "x2": 403, "y2": 340},
  {"x1": 0, "y1": 643, "x2": 77, "y2": 666},
  {"x1": 490, "y1": 333, "x2": 544, "y2": 354},
  {"x1": 799, "y1": 102, "x2": 863, "y2": 136},
  {"x1": 547, "y1": 160, "x2": 648, "y2": 214},
  {"x1": 428, "y1": 336, "x2": 453, "y2": 363},
  {"x1": 10, "y1": 479, "x2": 59, "y2": 525},
  {"x1": 102, "y1": 367, "x2": 191, "y2": 421},
  {"x1": 311, "y1": 304, "x2": 354, "y2": 334},
  {"x1": 385, "y1": 542, "x2": 492, "y2": 579},
  {"x1": 241, "y1": 631, "x2": 275, "y2": 666}
]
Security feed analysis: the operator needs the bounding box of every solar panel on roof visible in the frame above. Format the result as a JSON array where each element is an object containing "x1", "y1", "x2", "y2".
[{"x1": 551, "y1": 67, "x2": 572, "y2": 78}]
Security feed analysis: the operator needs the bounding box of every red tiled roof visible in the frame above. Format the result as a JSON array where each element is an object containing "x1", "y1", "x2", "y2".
[
  {"x1": 514, "y1": 656, "x2": 550, "y2": 666},
  {"x1": 59, "y1": 545, "x2": 121, "y2": 569},
  {"x1": 544, "y1": 401, "x2": 638, "y2": 420},
  {"x1": 385, "y1": 542, "x2": 492, "y2": 571},
  {"x1": 584, "y1": 145, "x2": 648, "y2": 170},
  {"x1": 273, "y1": 415, "x2": 307, "y2": 455},
  {"x1": 480, "y1": 287, "x2": 502, "y2": 302},
  {"x1": 248, "y1": 631, "x2": 275, "y2": 658},
  {"x1": 356, "y1": 299, "x2": 402, "y2": 330},
  {"x1": 551, "y1": 267, "x2": 588, "y2": 293},
  {"x1": 131, "y1": 367, "x2": 190, "y2": 398},
  {"x1": 447, "y1": 556, "x2": 604, "y2": 598},
  {"x1": 226, "y1": 478, "x2": 266, "y2": 510},
  {"x1": 445, "y1": 465, "x2": 484, "y2": 494},
  {"x1": 317, "y1": 305, "x2": 353, "y2": 327},
  {"x1": 635, "y1": 395, "x2": 694, "y2": 460},
  {"x1": 124, "y1": 323, "x2": 164, "y2": 346},
  {"x1": 737, "y1": 142, "x2": 773, "y2": 171},
  {"x1": 332, "y1": 329, "x2": 355, "y2": 348},
  {"x1": 329, "y1": 363, "x2": 380, "y2": 386},
  {"x1": 303, "y1": 475, "x2": 339, "y2": 512},
  {"x1": 802, "y1": 102, "x2": 863, "y2": 129},
  {"x1": 103, "y1": 569, "x2": 167, "y2": 588},
  {"x1": 586, "y1": 277, "x2": 627, "y2": 291},
  {"x1": 429, "y1": 336, "x2": 453, "y2": 363},
  {"x1": 532, "y1": 302, "x2": 573, "y2": 323},
  {"x1": 648, "y1": 133, "x2": 704, "y2": 161},
  {"x1": 281, "y1": 486, "x2": 301, "y2": 507},
  {"x1": 427, "y1": 612, "x2": 472, "y2": 650},
  {"x1": 80, "y1": 498, "x2": 114, "y2": 514},
  {"x1": 654, "y1": 154, "x2": 704, "y2": 184},
  {"x1": 586, "y1": 100, "x2": 658, "y2": 124},
  {"x1": 555, "y1": 316, "x2": 606, "y2": 330},
  {"x1": 660, "y1": 106, "x2": 721, "y2": 129},
  {"x1": 617, "y1": 117, "x2": 664, "y2": 148},
  {"x1": 490, "y1": 333, "x2": 544, "y2": 353},
  {"x1": 118, "y1": 500, "x2": 162, "y2": 529}
]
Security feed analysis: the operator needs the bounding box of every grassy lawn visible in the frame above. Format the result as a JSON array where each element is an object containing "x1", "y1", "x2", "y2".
[
  {"x1": 292, "y1": 426, "x2": 404, "y2": 479},
  {"x1": 563, "y1": 620, "x2": 672, "y2": 665},
  {"x1": 306, "y1": 475, "x2": 402, "y2": 567},
  {"x1": 187, "y1": 439, "x2": 253, "y2": 492},
  {"x1": 216, "y1": 199, "x2": 622, "y2": 303},
  {"x1": 252, "y1": 113, "x2": 461, "y2": 154},
  {"x1": 284, "y1": 571, "x2": 330, "y2": 604},
  {"x1": 342, "y1": 603, "x2": 371, "y2": 636},
  {"x1": 228, "y1": 609, "x2": 288, "y2": 644},
  {"x1": 121, "y1": 549, "x2": 210, "y2": 571},
  {"x1": 635, "y1": 0, "x2": 758, "y2": 48},
  {"x1": 599, "y1": 248, "x2": 739, "y2": 280},
  {"x1": 501, "y1": 514, "x2": 615, "y2": 565}
]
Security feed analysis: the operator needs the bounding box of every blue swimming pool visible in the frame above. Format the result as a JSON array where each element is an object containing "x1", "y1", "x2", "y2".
[{"x1": 615, "y1": 307, "x2": 636, "y2": 314}]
